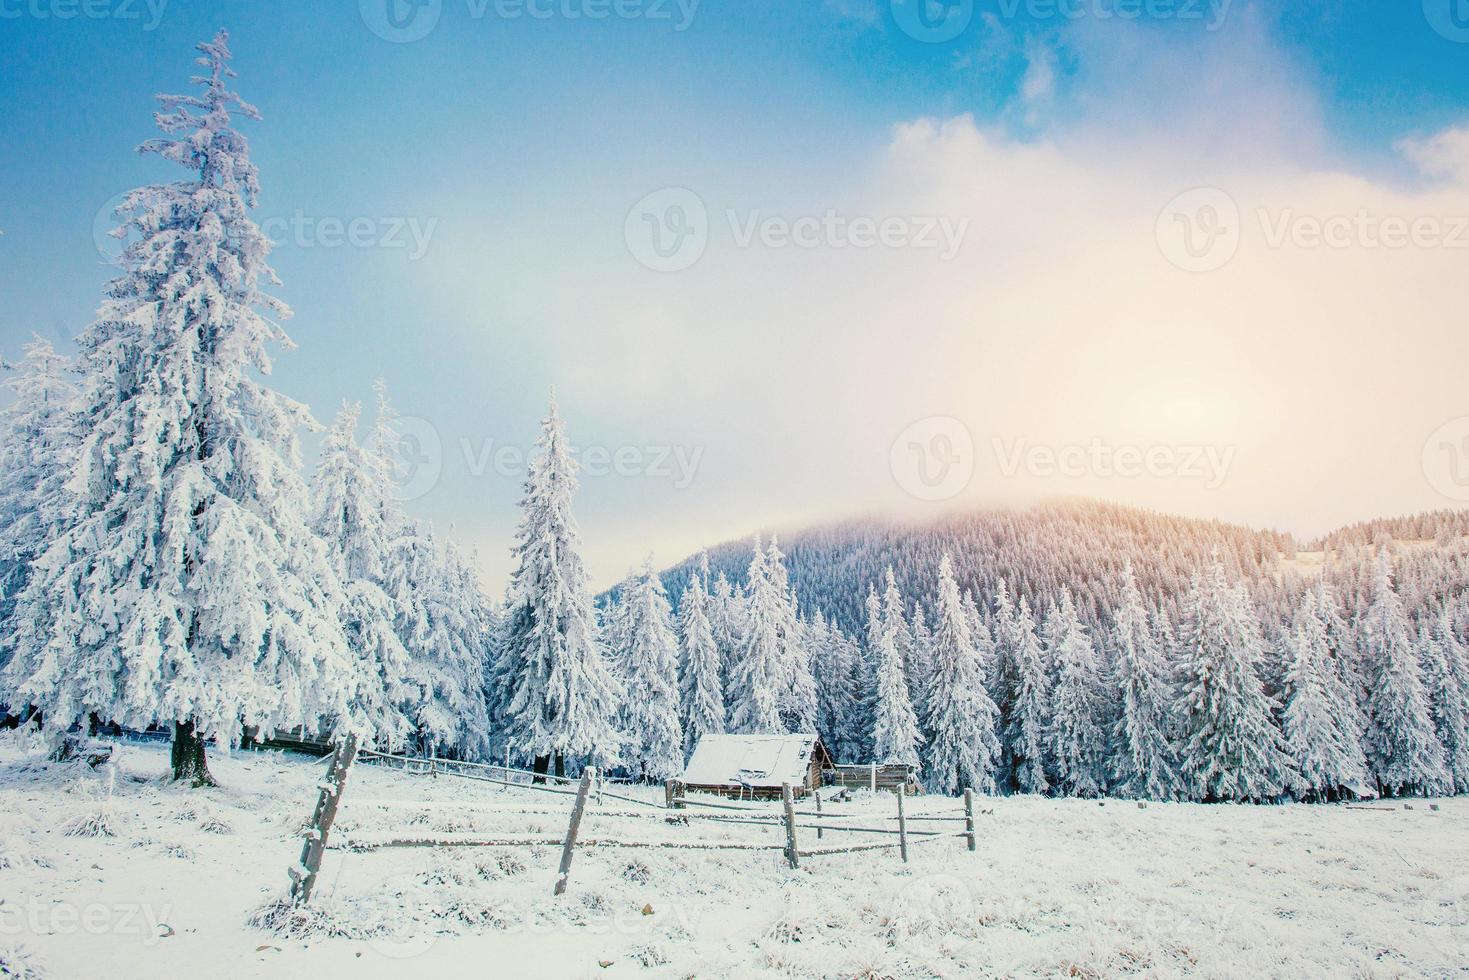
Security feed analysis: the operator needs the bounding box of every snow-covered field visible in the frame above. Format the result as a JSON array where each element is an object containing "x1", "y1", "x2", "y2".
[{"x1": 2, "y1": 734, "x2": 1467, "y2": 979}]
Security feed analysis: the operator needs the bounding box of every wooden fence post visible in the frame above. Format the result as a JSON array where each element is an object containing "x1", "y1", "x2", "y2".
[
  {"x1": 870, "y1": 762, "x2": 877, "y2": 793},
  {"x1": 553, "y1": 767, "x2": 596, "y2": 896},
  {"x1": 814, "y1": 791, "x2": 823, "y2": 840},
  {"x1": 963, "y1": 788, "x2": 977, "y2": 852},
  {"x1": 503, "y1": 744, "x2": 510, "y2": 793},
  {"x1": 665, "y1": 779, "x2": 681, "y2": 810},
  {"x1": 781, "y1": 783, "x2": 800, "y2": 869},
  {"x1": 895, "y1": 787, "x2": 909, "y2": 863},
  {"x1": 289, "y1": 733, "x2": 359, "y2": 906}
]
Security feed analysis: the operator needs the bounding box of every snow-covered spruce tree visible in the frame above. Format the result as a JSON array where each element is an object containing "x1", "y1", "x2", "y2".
[
  {"x1": 368, "y1": 383, "x2": 490, "y2": 759},
  {"x1": 1044, "y1": 591, "x2": 1108, "y2": 797},
  {"x1": 708, "y1": 569, "x2": 745, "y2": 694},
  {"x1": 2, "y1": 34, "x2": 377, "y2": 785},
  {"x1": 384, "y1": 522, "x2": 492, "y2": 758},
  {"x1": 923, "y1": 554, "x2": 1000, "y2": 795},
  {"x1": 909, "y1": 603, "x2": 935, "y2": 716},
  {"x1": 870, "y1": 593, "x2": 922, "y2": 771},
  {"x1": 1281, "y1": 586, "x2": 1370, "y2": 800},
  {"x1": 881, "y1": 567, "x2": 919, "y2": 698},
  {"x1": 765, "y1": 537, "x2": 818, "y2": 733},
  {"x1": 1422, "y1": 603, "x2": 1469, "y2": 793},
  {"x1": 0, "y1": 338, "x2": 77, "y2": 644},
  {"x1": 1003, "y1": 595, "x2": 1051, "y2": 795},
  {"x1": 677, "y1": 564, "x2": 725, "y2": 759},
  {"x1": 728, "y1": 538, "x2": 786, "y2": 733},
  {"x1": 1175, "y1": 560, "x2": 1296, "y2": 802},
  {"x1": 1359, "y1": 548, "x2": 1447, "y2": 796},
  {"x1": 309, "y1": 403, "x2": 412, "y2": 748},
  {"x1": 615, "y1": 562, "x2": 684, "y2": 781},
  {"x1": 814, "y1": 611, "x2": 865, "y2": 763},
  {"x1": 1107, "y1": 562, "x2": 1180, "y2": 801},
  {"x1": 495, "y1": 396, "x2": 622, "y2": 776}
]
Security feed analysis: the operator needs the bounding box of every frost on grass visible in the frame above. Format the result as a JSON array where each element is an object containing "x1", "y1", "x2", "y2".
[{"x1": 0, "y1": 945, "x2": 45, "y2": 979}]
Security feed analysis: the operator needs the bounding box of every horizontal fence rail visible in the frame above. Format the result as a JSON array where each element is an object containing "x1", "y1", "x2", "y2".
[{"x1": 285, "y1": 748, "x2": 983, "y2": 904}]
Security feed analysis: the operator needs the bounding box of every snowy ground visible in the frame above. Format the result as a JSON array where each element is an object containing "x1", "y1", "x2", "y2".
[{"x1": 2, "y1": 733, "x2": 1467, "y2": 979}]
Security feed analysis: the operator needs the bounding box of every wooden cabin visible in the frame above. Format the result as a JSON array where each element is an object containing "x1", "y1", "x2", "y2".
[{"x1": 678, "y1": 733, "x2": 833, "y2": 800}]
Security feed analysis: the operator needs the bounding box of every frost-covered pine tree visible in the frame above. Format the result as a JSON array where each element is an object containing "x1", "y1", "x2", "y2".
[
  {"x1": 309, "y1": 402, "x2": 412, "y2": 748},
  {"x1": 1421, "y1": 603, "x2": 1469, "y2": 794},
  {"x1": 368, "y1": 384, "x2": 490, "y2": 759},
  {"x1": 1281, "y1": 585, "x2": 1370, "y2": 800},
  {"x1": 1045, "y1": 591, "x2": 1108, "y2": 797},
  {"x1": 870, "y1": 594, "x2": 922, "y2": 771},
  {"x1": 709, "y1": 569, "x2": 745, "y2": 694},
  {"x1": 0, "y1": 338, "x2": 77, "y2": 641},
  {"x1": 881, "y1": 567, "x2": 918, "y2": 692},
  {"x1": 495, "y1": 395, "x2": 622, "y2": 776},
  {"x1": 813, "y1": 611, "x2": 864, "y2": 763},
  {"x1": 1359, "y1": 548, "x2": 1447, "y2": 796},
  {"x1": 765, "y1": 537, "x2": 818, "y2": 733},
  {"x1": 2, "y1": 34, "x2": 373, "y2": 785},
  {"x1": 1175, "y1": 560, "x2": 1296, "y2": 802},
  {"x1": 908, "y1": 603, "x2": 934, "y2": 715},
  {"x1": 677, "y1": 564, "x2": 725, "y2": 759},
  {"x1": 923, "y1": 554, "x2": 1000, "y2": 795},
  {"x1": 615, "y1": 562, "x2": 684, "y2": 780},
  {"x1": 1004, "y1": 595, "x2": 1051, "y2": 795},
  {"x1": 1107, "y1": 562, "x2": 1180, "y2": 800},
  {"x1": 728, "y1": 538, "x2": 786, "y2": 734}
]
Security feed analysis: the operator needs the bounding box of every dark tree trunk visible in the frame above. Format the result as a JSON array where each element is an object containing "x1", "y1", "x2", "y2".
[
  {"x1": 554, "y1": 752, "x2": 565, "y2": 780},
  {"x1": 171, "y1": 720, "x2": 216, "y2": 787},
  {"x1": 532, "y1": 753, "x2": 550, "y2": 785}
]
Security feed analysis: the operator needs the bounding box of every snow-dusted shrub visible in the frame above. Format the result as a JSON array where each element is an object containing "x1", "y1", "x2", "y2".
[
  {"x1": 61, "y1": 803, "x2": 125, "y2": 839},
  {"x1": 0, "y1": 945, "x2": 45, "y2": 979}
]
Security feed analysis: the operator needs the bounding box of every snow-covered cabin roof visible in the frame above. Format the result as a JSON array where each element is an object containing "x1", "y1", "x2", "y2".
[{"x1": 680, "y1": 734, "x2": 824, "y2": 789}]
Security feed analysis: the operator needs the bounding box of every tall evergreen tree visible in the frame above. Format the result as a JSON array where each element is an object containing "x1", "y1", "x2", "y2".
[
  {"x1": 1045, "y1": 592, "x2": 1107, "y2": 797},
  {"x1": 814, "y1": 611, "x2": 864, "y2": 763},
  {"x1": 495, "y1": 396, "x2": 622, "y2": 776},
  {"x1": 677, "y1": 564, "x2": 725, "y2": 759},
  {"x1": 765, "y1": 537, "x2": 818, "y2": 733},
  {"x1": 728, "y1": 538, "x2": 785, "y2": 733},
  {"x1": 1004, "y1": 595, "x2": 1051, "y2": 795},
  {"x1": 870, "y1": 589, "x2": 922, "y2": 771},
  {"x1": 0, "y1": 338, "x2": 77, "y2": 643},
  {"x1": 1108, "y1": 562, "x2": 1180, "y2": 800},
  {"x1": 2, "y1": 35, "x2": 373, "y2": 784},
  {"x1": 1281, "y1": 586, "x2": 1370, "y2": 800},
  {"x1": 613, "y1": 562, "x2": 684, "y2": 780},
  {"x1": 1360, "y1": 549, "x2": 1447, "y2": 796},
  {"x1": 310, "y1": 403, "x2": 411, "y2": 748},
  {"x1": 1175, "y1": 560, "x2": 1296, "y2": 801},
  {"x1": 923, "y1": 554, "x2": 1000, "y2": 794},
  {"x1": 1422, "y1": 603, "x2": 1469, "y2": 794}
]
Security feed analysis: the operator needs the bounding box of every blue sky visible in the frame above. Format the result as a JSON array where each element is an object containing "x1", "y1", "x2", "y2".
[{"x1": 3, "y1": 1, "x2": 1469, "y2": 588}]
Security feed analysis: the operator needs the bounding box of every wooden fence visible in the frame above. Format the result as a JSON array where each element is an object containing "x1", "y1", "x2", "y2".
[{"x1": 285, "y1": 742, "x2": 981, "y2": 907}]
